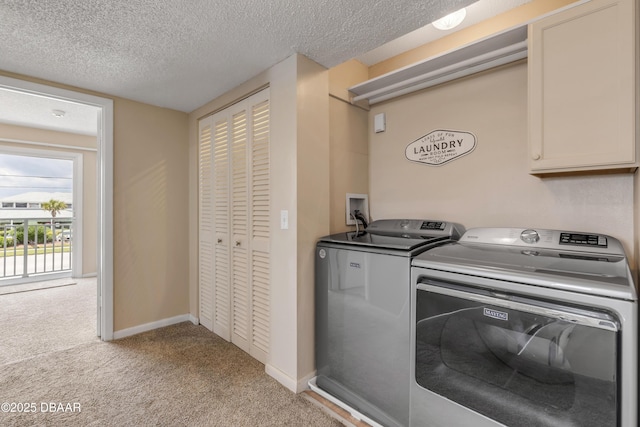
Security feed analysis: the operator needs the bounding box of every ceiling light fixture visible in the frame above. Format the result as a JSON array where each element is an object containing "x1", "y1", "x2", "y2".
[
  {"x1": 432, "y1": 8, "x2": 467, "y2": 31},
  {"x1": 51, "y1": 109, "x2": 66, "y2": 118}
]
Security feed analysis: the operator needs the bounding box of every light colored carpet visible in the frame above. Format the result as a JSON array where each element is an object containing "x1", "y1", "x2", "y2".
[
  {"x1": 0, "y1": 278, "x2": 78, "y2": 296},
  {"x1": 0, "y1": 282, "x2": 343, "y2": 426},
  {"x1": 0, "y1": 278, "x2": 97, "y2": 365}
]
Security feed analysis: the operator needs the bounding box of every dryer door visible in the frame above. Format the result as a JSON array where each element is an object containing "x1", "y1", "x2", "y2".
[{"x1": 414, "y1": 278, "x2": 619, "y2": 427}]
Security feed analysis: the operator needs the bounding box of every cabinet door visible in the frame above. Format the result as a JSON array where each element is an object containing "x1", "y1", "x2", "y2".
[{"x1": 528, "y1": 0, "x2": 636, "y2": 173}]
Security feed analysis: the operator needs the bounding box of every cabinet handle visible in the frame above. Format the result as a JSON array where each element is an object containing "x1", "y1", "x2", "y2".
[
  {"x1": 235, "y1": 241, "x2": 241, "y2": 247},
  {"x1": 217, "y1": 238, "x2": 222, "y2": 244},
  {"x1": 532, "y1": 153, "x2": 541, "y2": 160}
]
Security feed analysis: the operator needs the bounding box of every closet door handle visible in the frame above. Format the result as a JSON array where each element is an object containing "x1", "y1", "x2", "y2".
[
  {"x1": 235, "y1": 241, "x2": 241, "y2": 247},
  {"x1": 217, "y1": 238, "x2": 222, "y2": 244}
]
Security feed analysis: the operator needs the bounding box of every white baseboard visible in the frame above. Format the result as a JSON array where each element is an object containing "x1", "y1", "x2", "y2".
[
  {"x1": 81, "y1": 272, "x2": 97, "y2": 278},
  {"x1": 188, "y1": 314, "x2": 198, "y2": 325},
  {"x1": 113, "y1": 314, "x2": 194, "y2": 339},
  {"x1": 265, "y1": 364, "x2": 316, "y2": 393}
]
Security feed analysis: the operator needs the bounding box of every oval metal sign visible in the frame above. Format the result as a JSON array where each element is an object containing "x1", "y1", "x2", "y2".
[{"x1": 405, "y1": 129, "x2": 477, "y2": 166}]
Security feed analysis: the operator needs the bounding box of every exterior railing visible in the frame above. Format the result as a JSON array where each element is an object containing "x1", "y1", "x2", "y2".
[{"x1": 0, "y1": 218, "x2": 73, "y2": 281}]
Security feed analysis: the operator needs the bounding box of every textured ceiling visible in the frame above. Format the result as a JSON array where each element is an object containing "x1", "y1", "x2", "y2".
[{"x1": 0, "y1": 0, "x2": 478, "y2": 113}]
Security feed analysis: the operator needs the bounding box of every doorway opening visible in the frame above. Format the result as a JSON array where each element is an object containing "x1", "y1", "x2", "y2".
[
  {"x1": 0, "y1": 75, "x2": 114, "y2": 340},
  {"x1": 0, "y1": 150, "x2": 82, "y2": 283}
]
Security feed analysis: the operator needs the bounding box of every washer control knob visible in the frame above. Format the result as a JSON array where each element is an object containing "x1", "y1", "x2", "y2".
[{"x1": 520, "y1": 229, "x2": 540, "y2": 244}]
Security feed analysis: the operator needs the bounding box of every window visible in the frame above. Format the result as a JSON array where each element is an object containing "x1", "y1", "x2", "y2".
[
  {"x1": 28, "y1": 203, "x2": 40, "y2": 208},
  {"x1": 15, "y1": 203, "x2": 27, "y2": 208},
  {"x1": 2, "y1": 202, "x2": 13, "y2": 208}
]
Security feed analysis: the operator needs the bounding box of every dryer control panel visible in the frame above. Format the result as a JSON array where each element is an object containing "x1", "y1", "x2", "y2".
[{"x1": 459, "y1": 227, "x2": 625, "y2": 256}]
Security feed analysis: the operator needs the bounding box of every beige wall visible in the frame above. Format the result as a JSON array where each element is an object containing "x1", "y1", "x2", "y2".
[
  {"x1": 112, "y1": 98, "x2": 189, "y2": 331},
  {"x1": 0, "y1": 123, "x2": 98, "y2": 276},
  {"x1": 296, "y1": 55, "x2": 330, "y2": 380},
  {"x1": 0, "y1": 70, "x2": 191, "y2": 333},
  {"x1": 188, "y1": 54, "x2": 330, "y2": 392},
  {"x1": 328, "y1": 60, "x2": 370, "y2": 233},
  {"x1": 368, "y1": 61, "x2": 636, "y2": 269}
]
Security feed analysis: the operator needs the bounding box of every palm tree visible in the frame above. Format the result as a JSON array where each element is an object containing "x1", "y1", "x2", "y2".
[
  {"x1": 41, "y1": 199, "x2": 67, "y2": 218},
  {"x1": 41, "y1": 199, "x2": 68, "y2": 243}
]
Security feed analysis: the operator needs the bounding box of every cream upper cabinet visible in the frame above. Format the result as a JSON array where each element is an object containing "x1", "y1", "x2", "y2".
[{"x1": 528, "y1": 0, "x2": 637, "y2": 174}]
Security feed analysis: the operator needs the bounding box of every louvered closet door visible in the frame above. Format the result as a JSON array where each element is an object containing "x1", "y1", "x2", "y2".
[
  {"x1": 212, "y1": 114, "x2": 231, "y2": 340},
  {"x1": 249, "y1": 95, "x2": 270, "y2": 363},
  {"x1": 198, "y1": 88, "x2": 270, "y2": 363},
  {"x1": 229, "y1": 105, "x2": 250, "y2": 353},
  {"x1": 198, "y1": 117, "x2": 214, "y2": 331},
  {"x1": 227, "y1": 89, "x2": 271, "y2": 363}
]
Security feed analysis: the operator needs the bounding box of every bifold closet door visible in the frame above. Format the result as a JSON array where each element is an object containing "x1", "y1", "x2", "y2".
[
  {"x1": 198, "y1": 88, "x2": 271, "y2": 364},
  {"x1": 198, "y1": 117, "x2": 214, "y2": 331},
  {"x1": 212, "y1": 114, "x2": 231, "y2": 340},
  {"x1": 198, "y1": 112, "x2": 231, "y2": 339}
]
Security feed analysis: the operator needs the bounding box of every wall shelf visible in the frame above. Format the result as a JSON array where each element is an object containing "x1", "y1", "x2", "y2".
[{"x1": 349, "y1": 25, "x2": 528, "y2": 105}]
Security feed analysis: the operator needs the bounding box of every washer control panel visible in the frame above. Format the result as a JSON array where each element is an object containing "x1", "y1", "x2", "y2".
[
  {"x1": 367, "y1": 219, "x2": 464, "y2": 238},
  {"x1": 420, "y1": 221, "x2": 446, "y2": 230},
  {"x1": 460, "y1": 227, "x2": 624, "y2": 255},
  {"x1": 559, "y1": 232, "x2": 607, "y2": 248}
]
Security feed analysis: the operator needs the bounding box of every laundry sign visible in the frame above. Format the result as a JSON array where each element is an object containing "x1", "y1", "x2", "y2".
[{"x1": 405, "y1": 129, "x2": 476, "y2": 166}]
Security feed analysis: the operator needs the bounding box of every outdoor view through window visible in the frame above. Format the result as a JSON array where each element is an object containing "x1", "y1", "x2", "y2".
[{"x1": 0, "y1": 153, "x2": 73, "y2": 281}]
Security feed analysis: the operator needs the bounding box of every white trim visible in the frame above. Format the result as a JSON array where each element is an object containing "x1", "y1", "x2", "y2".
[
  {"x1": 0, "y1": 137, "x2": 97, "y2": 152},
  {"x1": 0, "y1": 75, "x2": 114, "y2": 341},
  {"x1": 265, "y1": 364, "x2": 298, "y2": 392},
  {"x1": 188, "y1": 314, "x2": 199, "y2": 325},
  {"x1": 72, "y1": 153, "x2": 83, "y2": 279},
  {"x1": 82, "y1": 272, "x2": 97, "y2": 278},
  {"x1": 265, "y1": 364, "x2": 316, "y2": 393},
  {"x1": 112, "y1": 314, "x2": 194, "y2": 339}
]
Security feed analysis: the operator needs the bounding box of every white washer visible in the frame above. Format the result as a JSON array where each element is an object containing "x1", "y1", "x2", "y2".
[{"x1": 410, "y1": 228, "x2": 638, "y2": 427}]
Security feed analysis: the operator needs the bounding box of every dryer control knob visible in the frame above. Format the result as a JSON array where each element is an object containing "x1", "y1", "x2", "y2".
[{"x1": 520, "y1": 229, "x2": 540, "y2": 244}]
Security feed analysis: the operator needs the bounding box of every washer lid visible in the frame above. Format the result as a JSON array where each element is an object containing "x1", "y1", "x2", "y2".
[
  {"x1": 318, "y1": 219, "x2": 464, "y2": 252},
  {"x1": 318, "y1": 231, "x2": 448, "y2": 252},
  {"x1": 412, "y1": 228, "x2": 636, "y2": 301}
]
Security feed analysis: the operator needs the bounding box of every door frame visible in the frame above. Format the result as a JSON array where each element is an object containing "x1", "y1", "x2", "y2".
[{"x1": 0, "y1": 75, "x2": 114, "y2": 340}]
